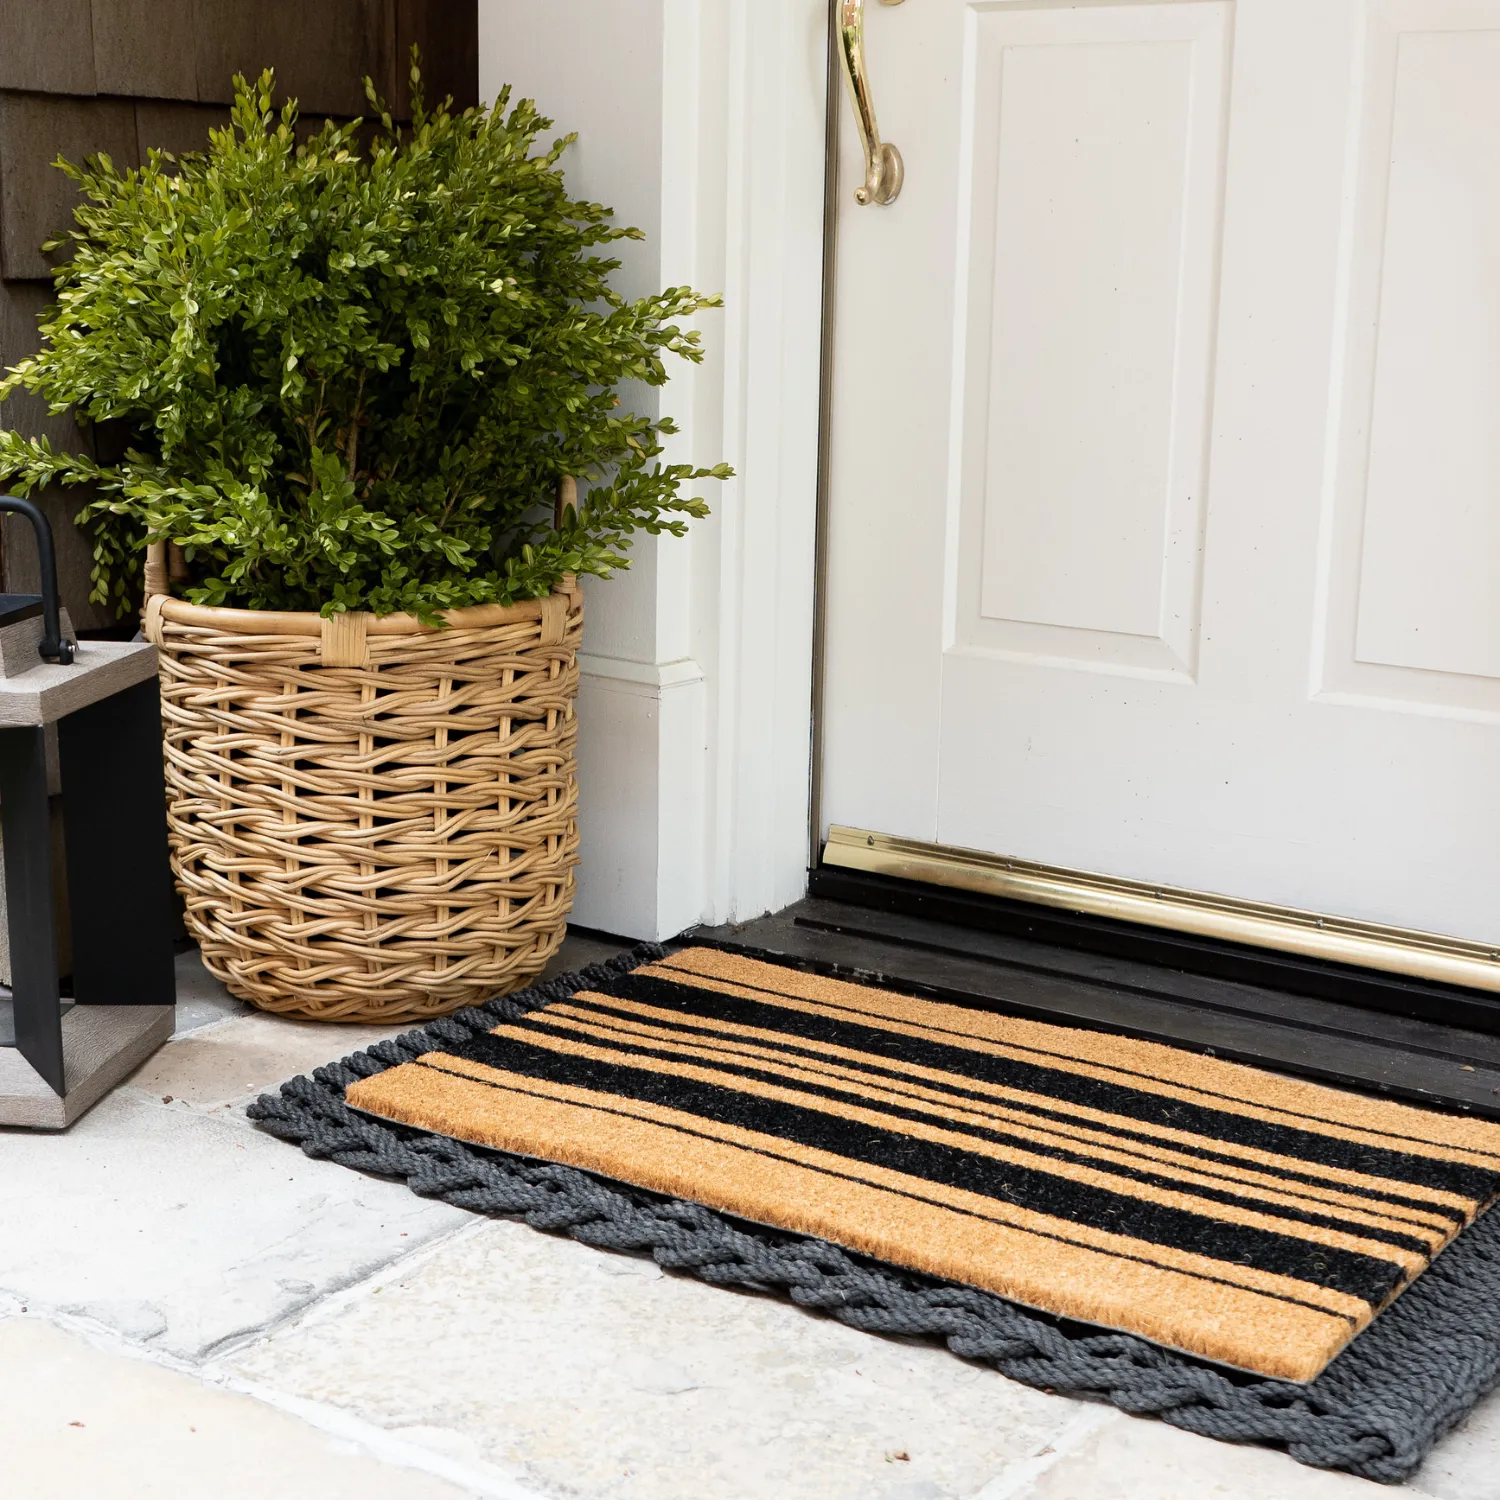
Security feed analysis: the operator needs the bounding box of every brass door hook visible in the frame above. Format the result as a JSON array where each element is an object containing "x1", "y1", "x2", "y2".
[{"x1": 839, "y1": 0, "x2": 906, "y2": 206}]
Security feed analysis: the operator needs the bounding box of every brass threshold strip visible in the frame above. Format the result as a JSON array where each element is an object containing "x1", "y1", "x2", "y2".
[{"x1": 823, "y1": 826, "x2": 1500, "y2": 995}]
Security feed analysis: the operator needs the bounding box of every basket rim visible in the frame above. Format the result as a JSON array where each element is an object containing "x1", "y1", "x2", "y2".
[{"x1": 149, "y1": 577, "x2": 579, "y2": 638}]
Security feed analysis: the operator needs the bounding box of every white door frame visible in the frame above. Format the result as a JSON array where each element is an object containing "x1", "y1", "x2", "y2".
[{"x1": 478, "y1": 0, "x2": 831, "y2": 939}]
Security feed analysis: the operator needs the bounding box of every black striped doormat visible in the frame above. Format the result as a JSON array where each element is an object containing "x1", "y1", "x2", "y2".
[
  {"x1": 348, "y1": 944, "x2": 1499, "y2": 1381},
  {"x1": 250, "y1": 943, "x2": 1500, "y2": 1479}
]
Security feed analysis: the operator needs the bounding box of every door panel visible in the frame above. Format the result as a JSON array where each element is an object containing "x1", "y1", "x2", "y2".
[
  {"x1": 1323, "y1": 3, "x2": 1500, "y2": 714},
  {"x1": 957, "y1": 2, "x2": 1228, "y2": 681},
  {"x1": 822, "y1": 0, "x2": 1500, "y2": 944}
]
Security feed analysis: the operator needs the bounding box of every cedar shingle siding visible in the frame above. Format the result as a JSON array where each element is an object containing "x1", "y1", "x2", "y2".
[{"x1": 0, "y1": 0, "x2": 478, "y2": 625}]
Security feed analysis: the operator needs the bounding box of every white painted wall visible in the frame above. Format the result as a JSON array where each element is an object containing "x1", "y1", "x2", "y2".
[{"x1": 478, "y1": 0, "x2": 828, "y2": 939}]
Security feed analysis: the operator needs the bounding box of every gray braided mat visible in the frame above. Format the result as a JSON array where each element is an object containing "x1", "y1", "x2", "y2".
[{"x1": 247, "y1": 942, "x2": 1500, "y2": 1484}]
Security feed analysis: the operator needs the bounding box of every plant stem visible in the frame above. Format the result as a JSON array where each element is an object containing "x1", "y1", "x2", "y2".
[{"x1": 347, "y1": 368, "x2": 367, "y2": 481}]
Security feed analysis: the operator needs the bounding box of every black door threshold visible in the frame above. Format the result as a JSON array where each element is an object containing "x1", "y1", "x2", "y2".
[
  {"x1": 810, "y1": 864, "x2": 1500, "y2": 1035},
  {"x1": 694, "y1": 894, "x2": 1500, "y2": 1119}
]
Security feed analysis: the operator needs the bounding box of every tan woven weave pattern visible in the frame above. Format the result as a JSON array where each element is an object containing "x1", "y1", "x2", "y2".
[{"x1": 145, "y1": 585, "x2": 582, "y2": 1022}]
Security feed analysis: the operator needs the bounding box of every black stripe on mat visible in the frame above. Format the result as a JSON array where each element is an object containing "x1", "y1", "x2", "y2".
[
  {"x1": 549, "y1": 995, "x2": 1469, "y2": 1228},
  {"x1": 676, "y1": 940, "x2": 1500, "y2": 1155},
  {"x1": 441, "y1": 1029, "x2": 1411, "y2": 1306},
  {"x1": 654, "y1": 959, "x2": 1500, "y2": 1162},
  {"x1": 517, "y1": 1012, "x2": 1438, "y2": 1255},
  {"x1": 589, "y1": 971, "x2": 1500, "y2": 1202},
  {"x1": 410, "y1": 1057, "x2": 1359, "y2": 1328}
]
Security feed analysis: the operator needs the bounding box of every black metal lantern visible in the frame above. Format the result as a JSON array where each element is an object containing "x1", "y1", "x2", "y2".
[{"x1": 0, "y1": 497, "x2": 175, "y2": 1127}]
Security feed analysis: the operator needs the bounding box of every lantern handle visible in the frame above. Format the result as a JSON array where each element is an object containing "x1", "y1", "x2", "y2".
[{"x1": 0, "y1": 496, "x2": 75, "y2": 665}]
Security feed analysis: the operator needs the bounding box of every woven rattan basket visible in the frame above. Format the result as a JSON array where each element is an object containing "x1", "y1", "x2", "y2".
[{"x1": 143, "y1": 577, "x2": 582, "y2": 1023}]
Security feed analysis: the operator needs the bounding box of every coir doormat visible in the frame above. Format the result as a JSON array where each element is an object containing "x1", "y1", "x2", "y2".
[{"x1": 249, "y1": 943, "x2": 1500, "y2": 1482}]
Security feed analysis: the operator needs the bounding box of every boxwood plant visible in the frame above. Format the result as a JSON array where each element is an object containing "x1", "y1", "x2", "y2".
[{"x1": 0, "y1": 63, "x2": 727, "y2": 620}]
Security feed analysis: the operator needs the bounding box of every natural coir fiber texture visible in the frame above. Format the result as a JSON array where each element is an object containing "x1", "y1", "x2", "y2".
[{"x1": 328, "y1": 944, "x2": 1500, "y2": 1383}]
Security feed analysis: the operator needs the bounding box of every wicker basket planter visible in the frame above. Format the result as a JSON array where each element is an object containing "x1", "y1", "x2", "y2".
[{"x1": 143, "y1": 581, "x2": 582, "y2": 1022}]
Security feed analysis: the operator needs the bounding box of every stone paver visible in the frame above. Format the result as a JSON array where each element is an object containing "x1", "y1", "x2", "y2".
[
  {"x1": 226, "y1": 1216, "x2": 1077, "y2": 1500},
  {"x1": 990, "y1": 1408, "x2": 1437, "y2": 1499},
  {"x1": 1411, "y1": 1390, "x2": 1500, "y2": 1500},
  {"x1": 0, "y1": 1087, "x2": 470, "y2": 1359},
  {"x1": 172, "y1": 948, "x2": 251, "y2": 1035},
  {"x1": 131, "y1": 1010, "x2": 416, "y2": 1113},
  {"x1": 0, "y1": 1316, "x2": 476, "y2": 1499}
]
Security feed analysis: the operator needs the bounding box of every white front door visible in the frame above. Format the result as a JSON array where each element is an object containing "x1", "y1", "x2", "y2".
[{"x1": 821, "y1": 0, "x2": 1500, "y2": 945}]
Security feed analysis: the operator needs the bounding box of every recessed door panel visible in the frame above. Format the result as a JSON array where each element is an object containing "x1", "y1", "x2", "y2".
[
  {"x1": 955, "y1": 3, "x2": 1228, "y2": 681},
  {"x1": 1319, "y1": 4, "x2": 1500, "y2": 721}
]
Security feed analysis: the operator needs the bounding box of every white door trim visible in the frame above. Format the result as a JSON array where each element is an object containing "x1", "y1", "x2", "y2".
[
  {"x1": 478, "y1": 0, "x2": 829, "y2": 938},
  {"x1": 687, "y1": 0, "x2": 829, "y2": 931}
]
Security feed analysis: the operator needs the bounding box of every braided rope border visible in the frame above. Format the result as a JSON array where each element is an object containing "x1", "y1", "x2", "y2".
[{"x1": 247, "y1": 942, "x2": 1500, "y2": 1483}]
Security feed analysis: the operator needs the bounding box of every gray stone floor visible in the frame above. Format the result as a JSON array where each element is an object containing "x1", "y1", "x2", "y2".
[{"x1": 1, "y1": 938, "x2": 1497, "y2": 1498}]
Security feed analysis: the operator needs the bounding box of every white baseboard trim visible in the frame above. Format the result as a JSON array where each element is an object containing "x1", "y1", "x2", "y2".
[
  {"x1": 577, "y1": 653, "x2": 706, "y2": 692},
  {"x1": 572, "y1": 670, "x2": 708, "y2": 941}
]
